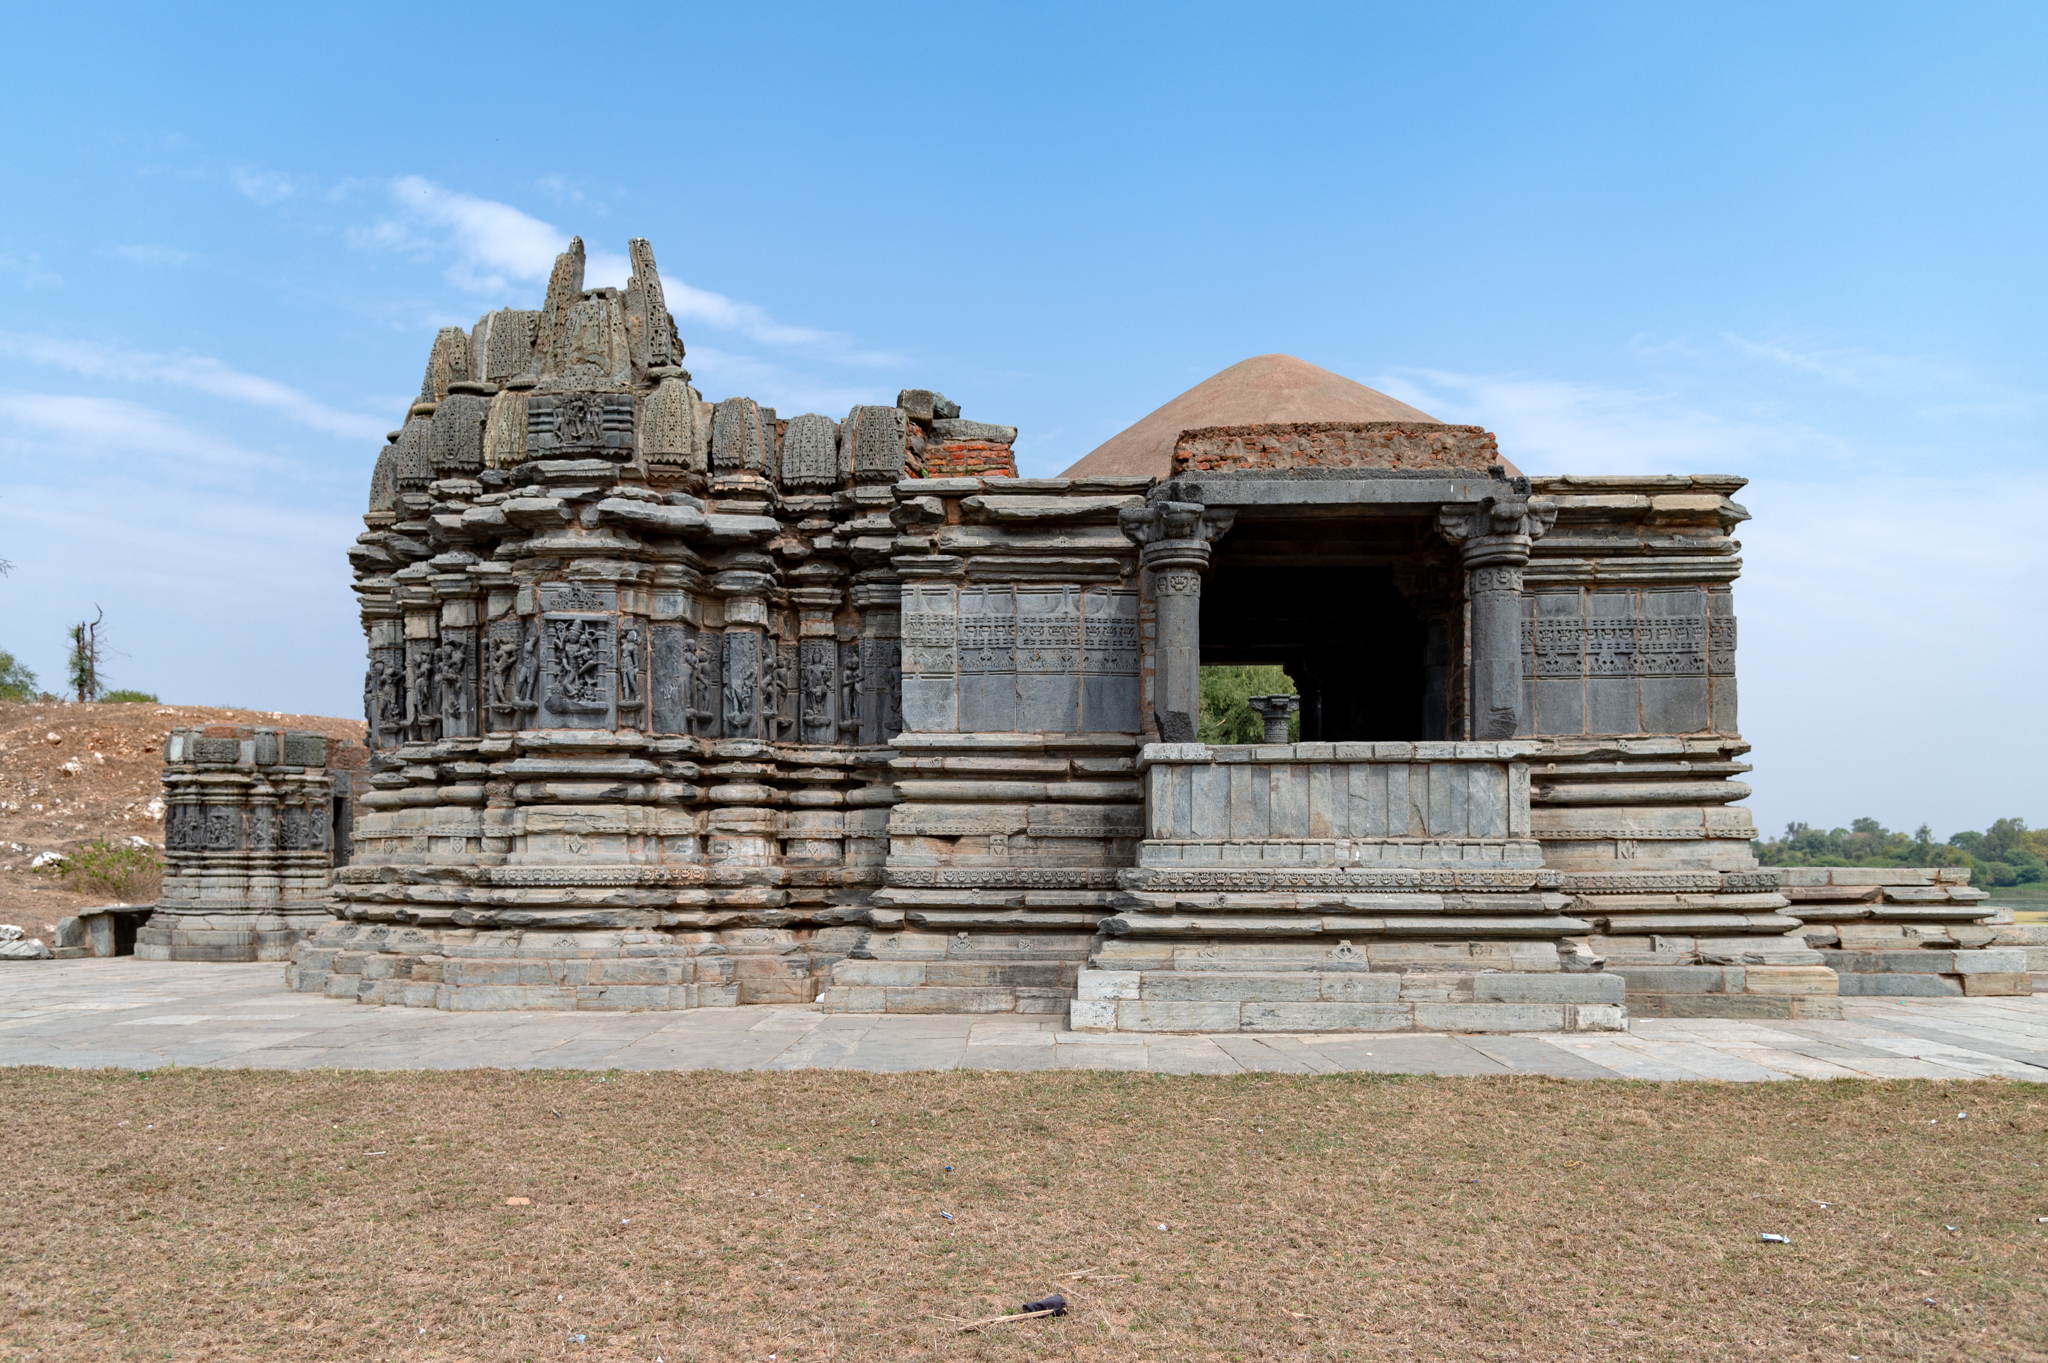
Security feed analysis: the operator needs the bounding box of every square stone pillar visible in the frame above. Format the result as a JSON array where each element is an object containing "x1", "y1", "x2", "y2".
[{"x1": 1437, "y1": 494, "x2": 1555, "y2": 740}]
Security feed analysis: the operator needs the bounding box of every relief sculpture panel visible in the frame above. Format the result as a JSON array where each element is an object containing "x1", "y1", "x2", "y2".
[{"x1": 540, "y1": 615, "x2": 615, "y2": 729}]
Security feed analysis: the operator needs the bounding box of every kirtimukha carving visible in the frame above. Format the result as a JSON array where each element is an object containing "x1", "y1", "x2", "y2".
[{"x1": 302, "y1": 237, "x2": 1816, "y2": 1028}]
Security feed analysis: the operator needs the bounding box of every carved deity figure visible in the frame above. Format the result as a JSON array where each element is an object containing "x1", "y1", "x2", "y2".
[
  {"x1": 838, "y1": 651, "x2": 863, "y2": 736},
  {"x1": 407, "y1": 654, "x2": 435, "y2": 740},
  {"x1": 437, "y1": 638, "x2": 469, "y2": 734},
  {"x1": 690, "y1": 633, "x2": 716, "y2": 733},
  {"x1": 514, "y1": 633, "x2": 539, "y2": 706},
  {"x1": 674, "y1": 634, "x2": 698, "y2": 727},
  {"x1": 546, "y1": 618, "x2": 606, "y2": 707},
  {"x1": 764, "y1": 650, "x2": 791, "y2": 735},
  {"x1": 801, "y1": 650, "x2": 833, "y2": 729},
  {"x1": 377, "y1": 664, "x2": 403, "y2": 736},
  {"x1": 724, "y1": 662, "x2": 755, "y2": 734},
  {"x1": 619, "y1": 626, "x2": 642, "y2": 703},
  {"x1": 562, "y1": 307, "x2": 613, "y2": 378},
  {"x1": 489, "y1": 635, "x2": 520, "y2": 711},
  {"x1": 881, "y1": 656, "x2": 903, "y2": 736}
]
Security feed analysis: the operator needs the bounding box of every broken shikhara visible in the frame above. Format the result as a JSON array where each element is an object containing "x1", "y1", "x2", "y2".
[{"x1": 97, "y1": 234, "x2": 2033, "y2": 1022}]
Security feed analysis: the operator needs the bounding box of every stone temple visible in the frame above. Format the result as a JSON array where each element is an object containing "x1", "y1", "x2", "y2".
[{"x1": 282, "y1": 234, "x2": 2020, "y2": 1028}]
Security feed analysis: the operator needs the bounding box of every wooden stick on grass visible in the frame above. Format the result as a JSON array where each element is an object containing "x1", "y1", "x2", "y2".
[{"x1": 957, "y1": 1307, "x2": 1065, "y2": 1332}]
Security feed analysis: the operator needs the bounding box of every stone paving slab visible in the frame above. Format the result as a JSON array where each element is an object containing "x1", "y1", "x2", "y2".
[{"x1": 0, "y1": 960, "x2": 2044, "y2": 1080}]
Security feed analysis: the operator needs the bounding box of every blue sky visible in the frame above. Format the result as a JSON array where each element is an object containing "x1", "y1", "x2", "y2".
[{"x1": 0, "y1": 1, "x2": 2041, "y2": 838}]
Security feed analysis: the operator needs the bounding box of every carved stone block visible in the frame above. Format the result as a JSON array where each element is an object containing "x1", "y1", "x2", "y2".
[
  {"x1": 779, "y1": 412, "x2": 839, "y2": 489},
  {"x1": 283, "y1": 733, "x2": 327, "y2": 767},
  {"x1": 624, "y1": 238, "x2": 679, "y2": 371},
  {"x1": 846, "y1": 405, "x2": 908, "y2": 483},
  {"x1": 722, "y1": 631, "x2": 760, "y2": 739},
  {"x1": 650, "y1": 623, "x2": 695, "y2": 735},
  {"x1": 641, "y1": 375, "x2": 705, "y2": 467},
  {"x1": 957, "y1": 584, "x2": 1016, "y2": 733},
  {"x1": 484, "y1": 620, "x2": 530, "y2": 733},
  {"x1": 799, "y1": 638, "x2": 837, "y2": 744},
  {"x1": 420, "y1": 327, "x2": 473, "y2": 401},
  {"x1": 483, "y1": 388, "x2": 528, "y2": 468},
  {"x1": 393, "y1": 415, "x2": 435, "y2": 490},
  {"x1": 428, "y1": 392, "x2": 490, "y2": 475},
  {"x1": 1015, "y1": 585, "x2": 1081, "y2": 733},
  {"x1": 539, "y1": 614, "x2": 614, "y2": 729},
  {"x1": 711, "y1": 397, "x2": 769, "y2": 475},
  {"x1": 474, "y1": 308, "x2": 538, "y2": 382},
  {"x1": 527, "y1": 392, "x2": 635, "y2": 460}
]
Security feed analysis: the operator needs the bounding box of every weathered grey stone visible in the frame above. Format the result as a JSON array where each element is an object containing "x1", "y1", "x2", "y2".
[
  {"x1": 474, "y1": 308, "x2": 538, "y2": 382},
  {"x1": 779, "y1": 413, "x2": 839, "y2": 488},
  {"x1": 846, "y1": 405, "x2": 908, "y2": 483},
  {"x1": 930, "y1": 418, "x2": 1017, "y2": 444},
  {"x1": 640, "y1": 375, "x2": 705, "y2": 468},
  {"x1": 428, "y1": 392, "x2": 490, "y2": 474},
  {"x1": 332, "y1": 239, "x2": 1779, "y2": 1029}
]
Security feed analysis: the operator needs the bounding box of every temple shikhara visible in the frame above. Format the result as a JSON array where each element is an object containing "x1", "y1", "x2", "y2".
[{"x1": 135, "y1": 236, "x2": 2034, "y2": 1023}]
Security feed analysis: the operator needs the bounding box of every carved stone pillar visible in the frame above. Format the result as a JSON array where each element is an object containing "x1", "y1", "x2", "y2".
[
  {"x1": 1437, "y1": 494, "x2": 1556, "y2": 740},
  {"x1": 1119, "y1": 485, "x2": 1234, "y2": 743},
  {"x1": 1247, "y1": 693, "x2": 1299, "y2": 743}
]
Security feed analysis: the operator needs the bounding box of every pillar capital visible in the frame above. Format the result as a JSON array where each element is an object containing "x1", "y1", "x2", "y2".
[
  {"x1": 1435, "y1": 494, "x2": 1556, "y2": 568},
  {"x1": 1118, "y1": 481, "x2": 1236, "y2": 559}
]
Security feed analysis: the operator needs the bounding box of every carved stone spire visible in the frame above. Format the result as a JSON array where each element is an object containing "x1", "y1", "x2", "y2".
[
  {"x1": 526, "y1": 237, "x2": 586, "y2": 380},
  {"x1": 625, "y1": 237, "x2": 681, "y2": 371}
]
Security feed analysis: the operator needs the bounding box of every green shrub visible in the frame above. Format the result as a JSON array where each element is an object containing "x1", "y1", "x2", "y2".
[
  {"x1": 1199, "y1": 665, "x2": 1300, "y2": 744},
  {"x1": 99, "y1": 690, "x2": 159, "y2": 703},
  {"x1": 32, "y1": 838, "x2": 163, "y2": 902},
  {"x1": 0, "y1": 649, "x2": 37, "y2": 701}
]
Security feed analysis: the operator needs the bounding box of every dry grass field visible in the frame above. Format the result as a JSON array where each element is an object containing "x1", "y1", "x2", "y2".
[{"x1": 2, "y1": 1070, "x2": 2044, "y2": 1362}]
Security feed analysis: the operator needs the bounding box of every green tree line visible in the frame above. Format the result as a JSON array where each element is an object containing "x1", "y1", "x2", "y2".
[{"x1": 1753, "y1": 817, "x2": 2046, "y2": 887}]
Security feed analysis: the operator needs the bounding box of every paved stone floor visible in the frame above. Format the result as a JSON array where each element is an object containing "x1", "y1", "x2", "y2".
[{"x1": 2, "y1": 959, "x2": 2045, "y2": 1080}]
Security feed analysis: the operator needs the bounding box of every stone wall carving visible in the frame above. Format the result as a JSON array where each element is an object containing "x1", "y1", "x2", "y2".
[
  {"x1": 141, "y1": 727, "x2": 365, "y2": 962},
  {"x1": 528, "y1": 392, "x2": 635, "y2": 460}
]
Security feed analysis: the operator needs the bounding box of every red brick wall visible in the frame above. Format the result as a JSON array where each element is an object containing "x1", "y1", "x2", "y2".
[{"x1": 921, "y1": 441, "x2": 1017, "y2": 479}]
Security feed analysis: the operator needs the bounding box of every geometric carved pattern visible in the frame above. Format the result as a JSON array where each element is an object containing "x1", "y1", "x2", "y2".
[{"x1": 1522, "y1": 607, "x2": 1725, "y2": 678}]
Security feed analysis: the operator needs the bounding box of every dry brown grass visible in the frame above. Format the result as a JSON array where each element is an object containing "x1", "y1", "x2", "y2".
[{"x1": 2, "y1": 1069, "x2": 2044, "y2": 1361}]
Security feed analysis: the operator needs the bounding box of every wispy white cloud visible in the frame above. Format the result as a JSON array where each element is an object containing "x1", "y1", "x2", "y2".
[
  {"x1": 0, "y1": 333, "x2": 388, "y2": 441},
  {"x1": 1718, "y1": 333, "x2": 2038, "y2": 422},
  {"x1": 666, "y1": 282, "x2": 834, "y2": 348},
  {"x1": 0, "y1": 392, "x2": 273, "y2": 470},
  {"x1": 105, "y1": 244, "x2": 197, "y2": 267},
  {"x1": 1370, "y1": 367, "x2": 1843, "y2": 476},
  {"x1": 680, "y1": 345, "x2": 888, "y2": 416},
  {"x1": 231, "y1": 169, "x2": 296, "y2": 205},
  {"x1": 380, "y1": 176, "x2": 621, "y2": 292},
  {"x1": 0, "y1": 476, "x2": 364, "y2": 712},
  {"x1": 0, "y1": 251, "x2": 62, "y2": 289},
  {"x1": 366, "y1": 177, "x2": 900, "y2": 363}
]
